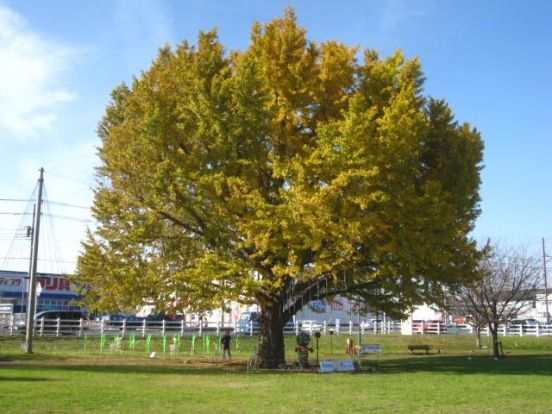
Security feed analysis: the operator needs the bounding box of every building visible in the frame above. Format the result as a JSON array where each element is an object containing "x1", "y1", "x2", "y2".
[{"x1": 0, "y1": 270, "x2": 81, "y2": 313}]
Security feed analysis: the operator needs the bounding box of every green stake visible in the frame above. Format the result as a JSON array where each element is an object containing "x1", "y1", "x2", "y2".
[
  {"x1": 206, "y1": 335, "x2": 211, "y2": 353},
  {"x1": 129, "y1": 332, "x2": 136, "y2": 351},
  {"x1": 162, "y1": 335, "x2": 167, "y2": 355},
  {"x1": 113, "y1": 335, "x2": 122, "y2": 352},
  {"x1": 191, "y1": 335, "x2": 196, "y2": 354},
  {"x1": 99, "y1": 334, "x2": 106, "y2": 354}
]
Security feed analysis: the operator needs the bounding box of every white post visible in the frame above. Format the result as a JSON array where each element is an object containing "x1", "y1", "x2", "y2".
[
  {"x1": 437, "y1": 321, "x2": 441, "y2": 335},
  {"x1": 100, "y1": 319, "x2": 105, "y2": 335},
  {"x1": 9, "y1": 314, "x2": 14, "y2": 336},
  {"x1": 79, "y1": 318, "x2": 84, "y2": 338},
  {"x1": 249, "y1": 320, "x2": 253, "y2": 337},
  {"x1": 294, "y1": 320, "x2": 299, "y2": 336},
  {"x1": 142, "y1": 319, "x2": 146, "y2": 338},
  {"x1": 199, "y1": 321, "x2": 203, "y2": 337},
  {"x1": 56, "y1": 317, "x2": 61, "y2": 337},
  {"x1": 323, "y1": 320, "x2": 327, "y2": 335},
  {"x1": 216, "y1": 321, "x2": 220, "y2": 337},
  {"x1": 40, "y1": 317, "x2": 44, "y2": 337},
  {"x1": 233, "y1": 321, "x2": 237, "y2": 334},
  {"x1": 121, "y1": 318, "x2": 126, "y2": 339},
  {"x1": 536, "y1": 323, "x2": 540, "y2": 337},
  {"x1": 180, "y1": 319, "x2": 185, "y2": 336},
  {"x1": 162, "y1": 319, "x2": 166, "y2": 336},
  {"x1": 336, "y1": 319, "x2": 340, "y2": 336},
  {"x1": 519, "y1": 324, "x2": 523, "y2": 337},
  {"x1": 361, "y1": 322, "x2": 365, "y2": 335}
]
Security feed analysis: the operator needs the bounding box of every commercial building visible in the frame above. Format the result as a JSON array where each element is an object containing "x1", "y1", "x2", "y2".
[{"x1": 0, "y1": 270, "x2": 81, "y2": 313}]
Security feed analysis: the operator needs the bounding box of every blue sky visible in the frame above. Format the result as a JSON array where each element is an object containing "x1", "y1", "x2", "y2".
[{"x1": 0, "y1": 0, "x2": 551, "y2": 274}]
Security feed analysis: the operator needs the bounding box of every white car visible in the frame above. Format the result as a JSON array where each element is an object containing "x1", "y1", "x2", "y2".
[
  {"x1": 361, "y1": 319, "x2": 381, "y2": 330},
  {"x1": 300, "y1": 320, "x2": 323, "y2": 332}
]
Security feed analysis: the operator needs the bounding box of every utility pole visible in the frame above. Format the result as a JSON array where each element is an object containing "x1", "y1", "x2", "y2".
[
  {"x1": 25, "y1": 168, "x2": 44, "y2": 353},
  {"x1": 542, "y1": 238, "x2": 549, "y2": 324}
]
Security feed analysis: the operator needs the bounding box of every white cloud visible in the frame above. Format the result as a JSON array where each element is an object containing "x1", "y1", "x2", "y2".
[
  {"x1": 0, "y1": 135, "x2": 98, "y2": 274},
  {"x1": 0, "y1": 5, "x2": 77, "y2": 139},
  {"x1": 379, "y1": 0, "x2": 430, "y2": 32}
]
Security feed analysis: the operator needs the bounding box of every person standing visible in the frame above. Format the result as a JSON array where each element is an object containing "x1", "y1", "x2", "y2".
[{"x1": 221, "y1": 330, "x2": 232, "y2": 360}]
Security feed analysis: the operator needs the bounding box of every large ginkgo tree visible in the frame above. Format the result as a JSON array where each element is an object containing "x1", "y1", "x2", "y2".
[{"x1": 77, "y1": 9, "x2": 483, "y2": 368}]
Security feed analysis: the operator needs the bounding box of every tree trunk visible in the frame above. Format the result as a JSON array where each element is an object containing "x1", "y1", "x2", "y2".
[
  {"x1": 475, "y1": 326, "x2": 482, "y2": 349},
  {"x1": 256, "y1": 305, "x2": 286, "y2": 368},
  {"x1": 490, "y1": 325, "x2": 501, "y2": 359}
]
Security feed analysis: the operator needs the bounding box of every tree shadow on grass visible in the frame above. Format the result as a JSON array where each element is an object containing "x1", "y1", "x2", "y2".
[
  {"x1": 0, "y1": 376, "x2": 52, "y2": 382},
  {"x1": 2, "y1": 354, "x2": 551, "y2": 377},
  {"x1": 0, "y1": 361, "x2": 248, "y2": 377},
  {"x1": 371, "y1": 354, "x2": 552, "y2": 376}
]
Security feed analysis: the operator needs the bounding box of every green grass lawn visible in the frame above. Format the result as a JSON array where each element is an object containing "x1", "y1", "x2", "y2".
[{"x1": 1, "y1": 334, "x2": 552, "y2": 413}]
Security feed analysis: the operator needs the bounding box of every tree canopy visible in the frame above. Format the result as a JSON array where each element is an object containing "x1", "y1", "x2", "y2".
[{"x1": 76, "y1": 9, "x2": 484, "y2": 367}]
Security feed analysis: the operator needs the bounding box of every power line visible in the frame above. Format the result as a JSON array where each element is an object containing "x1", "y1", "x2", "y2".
[
  {"x1": 0, "y1": 212, "x2": 31, "y2": 215},
  {"x1": 43, "y1": 214, "x2": 93, "y2": 223},
  {"x1": 46, "y1": 171, "x2": 92, "y2": 185},
  {"x1": 0, "y1": 256, "x2": 76, "y2": 264},
  {"x1": 1, "y1": 198, "x2": 90, "y2": 210},
  {"x1": 0, "y1": 198, "x2": 33, "y2": 202},
  {"x1": 48, "y1": 200, "x2": 90, "y2": 210}
]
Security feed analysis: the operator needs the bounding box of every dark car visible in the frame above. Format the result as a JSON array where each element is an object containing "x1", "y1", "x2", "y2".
[{"x1": 34, "y1": 310, "x2": 88, "y2": 333}]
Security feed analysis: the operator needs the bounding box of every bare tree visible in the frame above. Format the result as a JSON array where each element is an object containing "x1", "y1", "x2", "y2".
[{"x1": 456, "y1": 243, "x2": 541, "y2": 358}]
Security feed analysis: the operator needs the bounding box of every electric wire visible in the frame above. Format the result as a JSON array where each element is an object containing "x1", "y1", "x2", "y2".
[
  {"x1": 1, "y1": 184, "x2": 37, "y2": 272},
  {"x1": 46, "y1": 170, "x2": 91, "y2": 185},
  {"x1": 42, "y1": 186, "x2": 65, "y2": 275}
]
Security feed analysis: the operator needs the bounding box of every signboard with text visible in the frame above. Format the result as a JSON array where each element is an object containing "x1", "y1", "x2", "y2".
[
  {"x1": 359, "y1": 344, "x2": 381, "y2": 354},
  {"x1": 318, "y1": 359, "x2": 356, "y2": 373},
  {"x1": 0, "y1": 303, "x2": 14, "y2": 313},
  {"x1": 0, "y1": 271, "x2": 76, "y2": 295}
]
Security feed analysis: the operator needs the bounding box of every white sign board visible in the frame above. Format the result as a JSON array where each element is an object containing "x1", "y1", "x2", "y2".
[
  {"x1": 337, "y1": 359, "x2": 356, "y2": 371},
  {"x1": 359, "y1": 344, "x2": 381, "y2": 354},
  {"x1": 319, "y1": 361, "x2": 336, "y2": 373},
  {"x1": 319, "y1": 359, "x2": 356, "y2": 373},
  {"x1": 0, "y1": 303, "x2": 13, "y2": 314}
]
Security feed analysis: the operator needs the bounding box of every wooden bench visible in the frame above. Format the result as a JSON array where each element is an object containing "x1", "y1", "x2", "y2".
[{"x1": 408, "y1": 344, "x2": 432, "y2": 354}]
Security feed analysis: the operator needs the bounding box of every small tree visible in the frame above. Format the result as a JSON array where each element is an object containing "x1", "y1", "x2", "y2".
[
  {"x1": 452, "y1": 295, "x2": 486, "y2": 349},
  {"x1": 457, "y1": 244, "x2": 541, "y2": 358}
]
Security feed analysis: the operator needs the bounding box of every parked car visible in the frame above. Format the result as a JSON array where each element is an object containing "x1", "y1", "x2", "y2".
[
  {"x1": 510, "y1": 319, "x2": 539, "y2": 326},
  {"x1": 300, "y1": 320, "x2": 323, "y2": 332},
  {"x1": 15, "y1": 309, "x2": 88, "y2": 333},
  {"x1": 412, "y1": 320, "x2": 446, "y2": 334},
  {"x1": 100, "y1": 313, "x2": 165, "y2": 331},
  {"x1": 361, "y1": 319, "x2": 381, "y2": 330},
  {"x1": 235, "y1": 311, "x2": 260, "y2": 334},
  {"x1": 235, "y1": 312, "x2": 294, "y2": 334}
]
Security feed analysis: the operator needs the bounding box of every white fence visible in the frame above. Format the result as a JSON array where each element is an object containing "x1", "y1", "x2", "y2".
[{"x1": 1, "y1": 314, "x2": 552, "y2": 338}]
